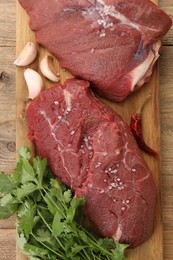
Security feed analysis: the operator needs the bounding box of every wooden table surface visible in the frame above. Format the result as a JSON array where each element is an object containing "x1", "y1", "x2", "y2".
[{"x1": 0, "y1": 0, "x2": 173, "y2": 259}]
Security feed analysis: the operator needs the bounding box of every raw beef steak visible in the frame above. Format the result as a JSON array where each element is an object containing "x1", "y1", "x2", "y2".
[
  {"x1": 19, "y1": 0, "x2": 172, "y2": 102},
  {"x1": 27, "y1": 79, "x2": 157, "y2": 247}
]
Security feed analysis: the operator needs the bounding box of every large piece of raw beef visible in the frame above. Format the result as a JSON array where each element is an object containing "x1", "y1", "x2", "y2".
[
  {"x1": 27, "y1": 79, "x2": 156, "y2": 247},
  {"x1": 19, "y1": 0, "x2": 172, "y2": 101}
]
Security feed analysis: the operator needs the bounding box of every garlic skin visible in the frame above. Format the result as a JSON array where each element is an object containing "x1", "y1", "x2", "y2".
[
  {"x1": 40, "y1": 55, "x2": 60, "y2": 82},
  {"x1": 14, "y1": 42, "x2": 37, "y2": 66},
  {"x1": 24, "y1": 69, "x2": 43, "y2": 99}
]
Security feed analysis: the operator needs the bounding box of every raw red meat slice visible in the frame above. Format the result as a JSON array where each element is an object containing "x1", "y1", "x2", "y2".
[
  {"x1": 27, "y1": 79, "x2": 156, "y2": 247},
  {"x1": 19, "y1": 0, "x2": 172, "y2": 101}
]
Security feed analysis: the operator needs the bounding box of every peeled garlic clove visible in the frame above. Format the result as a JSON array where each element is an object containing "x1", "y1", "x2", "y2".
[
  {"x1": 40, "y1": 55, "x2": 60, "y2": 82},
  {"x1": 24, "y1": 69, "x2": 43, "y2": 99},
  {"x1": 14, "y1": 42, "x2": 37, "y2": 66}
]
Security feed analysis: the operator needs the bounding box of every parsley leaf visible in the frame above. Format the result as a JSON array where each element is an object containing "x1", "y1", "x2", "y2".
[
  {"x1": 33, "y1": 157, "x2": 47, "y2": 186},
  {"x1": 17, "y1": 147, "x2": 31, "y2": 160},
  {"x1": 0, "y1": 205, "x2": 15, "y2": 219},
  {"x1": 0, "y1": 193, "x2": 17, "y2": 207},
  {"x1": 111, "y1": 242, "x2": 129, "y2": 260},
  {"x1": 15, "y1": 183, "x2": 38, "y2": 200},
  {"x1": 44, "y1": 194, "x2": 59, "y2": 216},
  {"x1": 19, "y1": 199, "x2": 39, "y2": 237},
  {"x1": 66, "y1": 197, "x2": 85, "y2": 222},
  {"x1": 36, "y1": 229, "x2": 55, "y2": 246},
  {"x1": 0, "y1": 172, "x2": 15, "y2": 193},
  {"x1": 52, "y1": 211, "x2": 64, "y2": 237},
  {"x1": 17, "y1": 232, "x2": 27, "y2": 251},
  {"x1": 12, "y1": 159, "x2": 35, "y2": 185},
  {"x1": 24, "y1": 243, "x2": 49, "y2": 258},
  {"x1": 29, "y1": 257, "x2": 40, "y2": 260},
  {"x1": 63, "y1": 189, "x2": 72, "y2": 204}
]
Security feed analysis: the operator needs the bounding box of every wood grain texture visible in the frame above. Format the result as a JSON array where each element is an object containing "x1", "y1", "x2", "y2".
[
  {"x1": 0, "y1": 229, "x2": 16, "y2": 260},
  {"x1": 0, "y1": 0, "x2": 173, "y2": 259},
  {"x1": 0, "y1": 46, "x2": 16, "y2": 174},
  {"x1": 15, "y1": 0, "x2": 163, "y2": 259},
  {"x1": 159, "y1": 0, "x2": 173, "y2": 45},
  {"x1": 0, "y1": 216, "x2": 16, "y2": 229},
  {"x1": 164, "y1": 230, "x2": 173, "y2": 259},
  {"x1": 160, "y1": 47, "x2": 173, "y2": 178},
  {"x1": 0, "y1": 0, "x2": 16, "y2": 47}
]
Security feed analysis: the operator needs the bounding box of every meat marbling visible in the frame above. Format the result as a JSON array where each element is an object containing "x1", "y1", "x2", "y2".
[
  {"x1": 27, "y1": 79, "x2": 156, "y2": 247},
  {"x1": 19, "y1": 0, "x2": 172, "y2": 102}
]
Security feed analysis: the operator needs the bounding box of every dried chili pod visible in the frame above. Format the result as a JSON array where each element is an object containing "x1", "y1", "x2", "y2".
[{"x1": 130, "y1": 95, "x2": 159, "y2": 158}]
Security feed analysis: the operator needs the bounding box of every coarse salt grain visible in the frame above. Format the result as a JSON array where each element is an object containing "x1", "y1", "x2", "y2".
[
  {"x1": 100, "y1": 32, "x2": 106, "y2": 37},
  {"x1": 111, "y1": 169, "x2": 118, "y2": 174}
]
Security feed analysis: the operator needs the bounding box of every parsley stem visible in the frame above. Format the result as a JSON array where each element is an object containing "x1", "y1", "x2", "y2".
[
  {"x1": 76, "y1": 237, "x2": 90, "y2": 260},
  {"x1": 41, "y1": 187, "x2": 66, "y2": 219},
  {"x1": 37, "y1": 209, "x2": 65, "y2": 251},
  {"x1": 78, "y1": 225, "x2": 113, "y2": 257},
  {"x1": 78, "y1": 250, "x2": 89, "y2": 260},
  {"x1": 31, "y1": 232, "x2": 64, "y2": 259},
  {"x1": 92, "y1": 251, "x2": 96, "y2": 260},
  {"x1": 86, "y1": 237, "x2": 113, "y2": 257},
  {"x1": 82, "y1": 249, "x2": 91, "y2": 260},
  {"x1": 79, "y1": 225, "x2": 98, "y2": 243}
]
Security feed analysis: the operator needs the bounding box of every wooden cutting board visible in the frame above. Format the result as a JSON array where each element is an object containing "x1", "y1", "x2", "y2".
[{"x1": 16, "y1": 0, "x2": 162, "y2": 259}]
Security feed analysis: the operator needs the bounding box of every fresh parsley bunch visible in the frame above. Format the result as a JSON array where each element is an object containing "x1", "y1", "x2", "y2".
[{"x1": 0, "y1": 147, "x2": 128, "y2": 260}]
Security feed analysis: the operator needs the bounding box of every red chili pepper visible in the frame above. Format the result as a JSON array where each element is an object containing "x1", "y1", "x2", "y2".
[{"x1": 130, "y1": 95, "x2": 159, "y2": 158}]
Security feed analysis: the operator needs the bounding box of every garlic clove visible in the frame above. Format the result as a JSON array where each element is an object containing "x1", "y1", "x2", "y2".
[
  {"x1": 14, "y1": 42, "x2": 37, "y2": 66},
  {"x1": 40, "y1": 55, "x2": 60, "y2": 82},
  {"x1": 24, "y1": 69, "x2": 44, "y2": 99}
]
